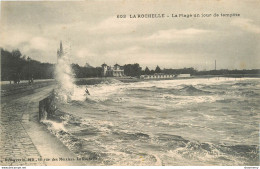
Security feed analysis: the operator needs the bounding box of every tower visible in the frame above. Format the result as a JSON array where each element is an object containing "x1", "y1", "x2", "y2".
[
  {"x1": 57, "y1": 41, "x2": 64, "y2": 62},
  {"x1": 215, "y1": 60, "x2": 216, "y2": 70},
  {"x1": 114, "y1": 63, "x2": 120, "y2": 70},
  {"x1": 101, "y1": 63, "x2": 108, "y2": 76}
]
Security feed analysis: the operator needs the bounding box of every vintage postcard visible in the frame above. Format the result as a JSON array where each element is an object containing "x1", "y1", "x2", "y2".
[{"x1": 0, "y1": 0, "x2": 259, "y2": 167}]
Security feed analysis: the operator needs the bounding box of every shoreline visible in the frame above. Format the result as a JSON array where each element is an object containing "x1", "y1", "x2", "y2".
[
  {"x1": 1, "y1": 74, "x2": 259, "y2": 94},
  {"x1": 2, "y1": 75, "x2": 259, "y2": 97},
  {"x1": 74, "y1": 75, "x2": 260, "y2": 85}
]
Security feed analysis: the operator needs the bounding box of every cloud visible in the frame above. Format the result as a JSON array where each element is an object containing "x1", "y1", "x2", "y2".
[
  {"x1": 231, "y1": 18, "x2": 260, "y2": 34},
  {"x1": 30, "y1": 37, "x2": 49, "y2": 50},
  {"x1": 88, "y1": 17, "x2": 152, "y2": 35},
  {"x1": 76, "y1": 48, "x2": 97, "y2": 58},
  {"x1": 147, "y1": 28, "x2": 212, "y2": 42},
  {"x1": 1, "y1": 1, "x2": 259, "y2": 70},
  {"x1": 0, "y1": 26, "x2": 54, "y2": 51},
  {"x1": 105, "y1": 46, "x2": 141, "y2": 57},
  {"x1": 0, "y1": 29, "x2": 31, "y2": 47},
  {"x1": 0, "y1": 26, "x2": 59, "y2": 63}
]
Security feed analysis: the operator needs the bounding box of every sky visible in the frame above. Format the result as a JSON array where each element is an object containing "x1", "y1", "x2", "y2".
[{"x1": 0, "y1": 0, "x2": 259, "y2": 70}]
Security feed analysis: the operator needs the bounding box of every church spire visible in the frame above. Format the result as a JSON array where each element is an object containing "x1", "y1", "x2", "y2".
[
  {"x1": 57, "y1": 40, "x2": 64, "y2": 62},
  {"x1": 60, "y1": 41, "x2": 63, "y2": 53}
]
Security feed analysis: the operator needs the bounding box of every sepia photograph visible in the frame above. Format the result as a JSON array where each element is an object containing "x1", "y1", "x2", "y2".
[{"x1": 0, "y1": 0, "x2": 259, "y2": 167}]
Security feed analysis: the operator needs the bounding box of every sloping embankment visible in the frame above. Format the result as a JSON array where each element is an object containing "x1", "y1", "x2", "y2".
[{"x1": 1, "y1": 80, "x2": 56, "y2": 97}]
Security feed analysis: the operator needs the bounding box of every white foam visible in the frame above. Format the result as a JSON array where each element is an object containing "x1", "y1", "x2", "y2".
[
  {"x1": 85, "y1": 83, "x2": 124, "y2": 101},
  {"x1": 55, "y1": 45, "x2": 87, "y2": 102},
  {"x1": 84, "y1": 77, "x2": 250, "y2": 100},
  {"x1": 55, "y1": 47, "x2": 75, "y2": 102},
  {"x1": 41, "y1": 119, "x2": 67, "y2": 131}
]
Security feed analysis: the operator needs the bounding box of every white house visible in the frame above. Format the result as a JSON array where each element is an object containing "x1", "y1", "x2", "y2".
[{"x1": 101, "y1": 63, "x2": 124, "y2": 77}]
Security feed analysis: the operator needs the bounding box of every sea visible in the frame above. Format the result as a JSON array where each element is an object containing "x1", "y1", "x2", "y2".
[{"x1": 43, "y1": 77, "x2": 260, "y2": 166}]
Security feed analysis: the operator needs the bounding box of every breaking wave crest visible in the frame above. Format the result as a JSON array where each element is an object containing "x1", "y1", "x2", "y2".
[
  {"x1": 75, "y1": 78, "x2": 122, "y2": 86},
  {"x1": 42, "y1": 77, "x2": 259, "y2": 165},
  {"x1": 43, "y1": 114, "x2": 259, "y2": 166},
  {"x1": 128, "y1": 85, "x2": 211, "y2": 96},
  {"x1": 178, "y1": 85, "x2": 212, "y2": 95}
]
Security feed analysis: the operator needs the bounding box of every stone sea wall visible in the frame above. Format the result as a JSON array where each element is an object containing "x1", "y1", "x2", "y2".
[{"x1": 39, "y1": 91, "x2": 57, "y2": 122}]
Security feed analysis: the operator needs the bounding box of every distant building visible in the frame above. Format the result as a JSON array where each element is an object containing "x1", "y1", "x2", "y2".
[
  {"x1": 140, "y1": 73, "x2": 176, "y2": 79},
  {"x1": 177, "y1": 74, "x2": 190, "y2": 78},
  {"x1": 140, "y1": 73, "x2": 190, "y2": 79},
  {"x1": 101, "y1": 63, "x2": 124, "y2": 77}
]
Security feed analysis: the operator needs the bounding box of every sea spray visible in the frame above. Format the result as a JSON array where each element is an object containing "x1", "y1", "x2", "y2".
[
  {"x1": 54, "y1": 42, "x2": 87, "y2": 102},
  {"x1": 55, "y1": 42, "x2": 75, "y2": 102}
]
